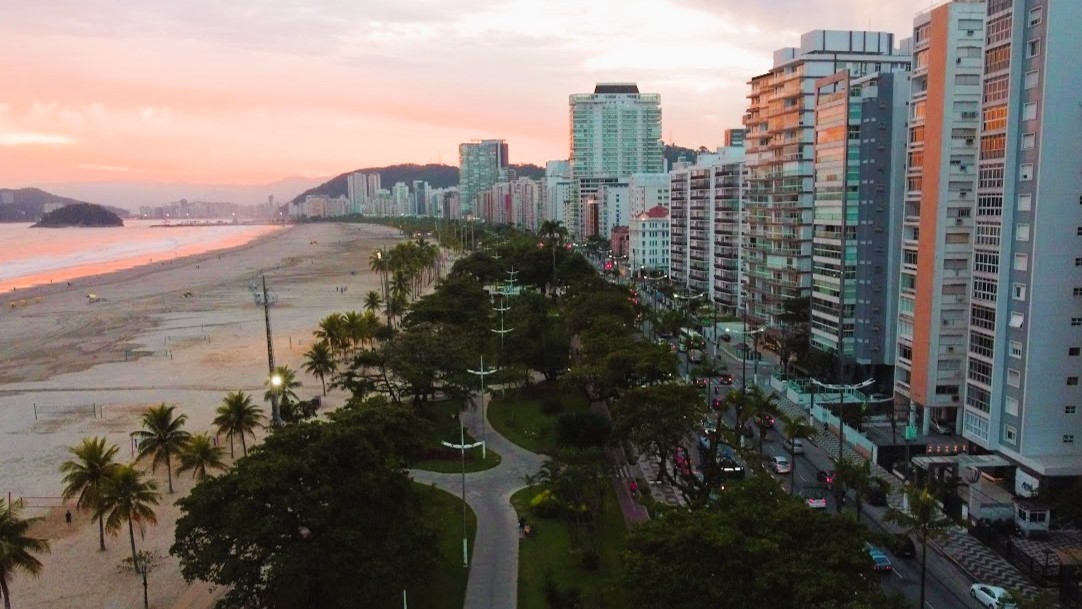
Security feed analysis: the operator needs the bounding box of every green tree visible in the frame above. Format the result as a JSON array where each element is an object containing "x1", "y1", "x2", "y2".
[
  {"x1": 172, "y1": 415, "x2": 437, "y2": 609},
  {"x1": 303, "y1": 341, "x2": 336, "y2": 396},
  {"x1": 96, "y1": 465, "x2": 160, "y2": 569},
  {"x1": 59, "y1": 436, "x2": 120, "y2": 551},
  {"x1": 369, "y1": 249, "x2": 390, "y2": 304},
  {"x1": 264, "y1": 365, "x2": 302, "y2": 416},
  {"x1": 885, "y1": 484, "x2": 954, "y2": 609},
  {"x1": 213, "y1": 391, "x2": 263, "y2": 458},
  {"x1": 362, "y1": 290, "x2": 383, "y2": 317},
  {"x1": 314, "y1": 313, "x2": 347, "y2": 354},
  {"x1": 836, "y1": 458, "x2": 876, "y2": 520},
  {"x1": 132, "y1": 403, "x2": 191, "y2": 493},
  {"x1": 0, "y1": 499, "x2": 51, "y2": 609},
  {"x1": 177, "y1": 434, "x2": 227, "y2": 480},
  {"x1": 620, "y1": 475, "x2": 893, "y2": 609},
  {"x1": 778, "y1": 414, "x2": 815, "y2": 496}
]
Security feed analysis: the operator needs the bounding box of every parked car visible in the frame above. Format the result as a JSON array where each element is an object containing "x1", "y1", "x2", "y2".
[
  {"x1": 783, "y1": 438, "x2": 806, "y2": 454},
  {"x1": 866, "y1": 483, "x2": 888, "y2": 507},
  {"x1": 970, "y1": 584, "x2": 1016, "y2": 609},
  {"x1": 864, "y1": 543, "x2": 893, "y2": 572},
  {"x1": 888, "y1": 533, "x2": 916, "y2": 559},
  {"x1": 718, "y1": 372, "x2": 734, "y2": 385},
  {"x1": 770, "y1": 455, "x2": 792, "y2": 474},
  {"x1": 816, "y1": 469, "x2": 837, "y2": 488},
  {"x1": 800, "y1": 486, "x2": 828, "y2": 509}
]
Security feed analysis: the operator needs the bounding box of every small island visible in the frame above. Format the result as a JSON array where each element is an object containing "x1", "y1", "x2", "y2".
[{"x1": 32, "y1": 203, "x2": 124, "y2": 228}]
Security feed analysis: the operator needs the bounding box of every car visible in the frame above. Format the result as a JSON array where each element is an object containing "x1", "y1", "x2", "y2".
[
  {"x1": 700, "y1": 418, "x2": 718, "y2": 435},
  {"x1": 711, "y1": 397, "x2": 723, "y2": 410},
  {"x1": 770, "y1": 455, "x2": 792, "y2": 474},
  {"x1": 800, "y1": 486, "x2": 828, "y2": 509},
  {"x1": 930, "y1": 418, "x2": 955, "y2": 435},
  {"x1": 783, "y1": 438, "x2": 806, "y2": 454},
  {"x1": 734, "y1": 342, "x2": 748, "y2": 352},
  {"x1": 970, "y1": 584, "x2": 1016, "y2": 609},
  {"x1": 864, "y1": 543, "x2": 892, "y2": 572},
  {"x1": 816, "y1": 469, "x2": 837, "y2": 488},
  {"x1": 658, "y1": 329, "x2": 674, "y2": 338},
  {"x1": 718, "y1": 372, "x2": 734, "y2": 385},
  {"x1": 888, "y1": 533, "x2": 916, "y2": 559},
  {"x1": 867, "y1": 484, "x2": 888, "y2": 507},
  {"x1": 756, "y1": 414, "x2": 775, "y2": 429},
  {"x1": 695, "y1": 376, "x2": 709, "y2": 387}
]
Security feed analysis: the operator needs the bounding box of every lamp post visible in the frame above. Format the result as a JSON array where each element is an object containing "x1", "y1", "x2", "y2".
[
  {"x1": 262, "y1": 275, "x2": 283, "y2": 426},
  {"x1": 724, "y1": 321, "x2": 765, "y2": 394},
  {"x1": 467, "y1": 357, "x2": 498, "y2": 460}
]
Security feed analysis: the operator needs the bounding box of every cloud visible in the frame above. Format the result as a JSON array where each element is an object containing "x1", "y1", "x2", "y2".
[
  {"x1": 77, "y1": 163, "x2": 132, "y2": 172},
  {"x1": 0, "y1": 132, "x2": 77, "y2": 146}
]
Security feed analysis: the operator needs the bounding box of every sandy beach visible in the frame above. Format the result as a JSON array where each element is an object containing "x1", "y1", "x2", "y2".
[{"x1": 0, "y1": 221, "x2": 404, "y2": 609}]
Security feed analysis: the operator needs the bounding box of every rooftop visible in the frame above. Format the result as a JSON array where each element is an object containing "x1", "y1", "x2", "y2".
[{"x1": 594, "y1": 83, "x2": 640, "y2": 94}]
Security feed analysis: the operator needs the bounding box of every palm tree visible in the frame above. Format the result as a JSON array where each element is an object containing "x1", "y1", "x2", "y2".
[
  {"x1": 132, "y1": 404, "x2": 191, "y2": 494},
  {"x1": 0, "y1": 498, "x2": 50, "y2": 609},
  {"x1": 363, "y1": 290, "x2": 383, "y2": 317},
  {"x1": 836, "y1": 457, "x2": 877, "y2": 520},
  {"x1": 264, "y1": 365, "x2": 301, "y2": 412},
  {"x1": 303, "y1": 341, "x2": 336, "y2": 396},
  {"x1": 213, "y1": 391, "x2": 263, "y2": 458},
  {"x1": 341, "y1": 311, "x2": 370, "y2": 352},
  {"x1": 885, "y1": 484, "x2": 953, "y2": 609},
  {"x1": 778, "y1": 414, "x2": 815, "y2": 496},
  {"x1": 177, "y1": 434, "x2": 227, "y2": 480},
  {"x1": 369, "y1": 249, "x2": 390, "y2": 304},
  {"x1": 743, "y1": 385, "x2": 780, "y2": 456},
  {"x1": 96, "y1": 465, "x2": 160, "y2": 569},
  {"x1": 314, "y1": 313, "x2": 346, "y2": 354},
  {"x1": 59, "y1": 437, "x2": 120, "y2": 551}
]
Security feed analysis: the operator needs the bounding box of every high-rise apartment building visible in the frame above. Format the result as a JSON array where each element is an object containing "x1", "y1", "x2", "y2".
[
  {"x1": 347, "y1": 172, "x2": 368, "y2": 215},
  {"x1": 458, "y1": 139, "x2": 508, "y2": 216},
  {"x1": 669, "y1": 147, "x2": 746, "y2": 315},
  {"x1": 628, "y1": 173, "x2": 670, "y2": 216},
  {"x1": 956, "y1": 0, "x2": 1082, "y2": 487},
  {"x1": 542, "y1": 160, "x2": 572, "y2": 227},
  {"x1": 629, "y1": 205, "x2": 671, "y2": 275},
  {"x1": 569, "y1": 83, "x2": 663, "y2": 239},
  {"x1": 894, "y1": 1, "x2": 986, "y2": 435},
  {"x1": 811, "y1": 70, "x2": 909, "y2": 385},
  {"x1": 724, "y1": 128, "x2": 747, "y2": 148},
  {"x1": 743, "y1": 31, "x2": 911, "y2": 325}
]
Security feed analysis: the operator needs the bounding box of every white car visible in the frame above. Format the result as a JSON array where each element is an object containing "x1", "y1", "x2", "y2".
[
  {"x1": 784, "y1": 438, "x2": 806, "y2": 454},
  {"x1": 969, "y1": 584, "x2": 1016, "y2": 609},
  {"x1": 770, "y1": 455, "x2": 792, "y2": 474}
]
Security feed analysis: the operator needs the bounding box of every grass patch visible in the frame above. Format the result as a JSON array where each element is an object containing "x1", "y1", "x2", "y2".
[
  {"x1": 511, "y1": 483, "x2": 629, "y2": 609},
  {"x1": 413, "y1": 399, "x2": 501, "y2": 473},
  {"x1": 488, "y1": 382, "x2": 590, "y2": 454},
  {"x1": 391, "y1": 483, "x2": 476, "y2": 609}
]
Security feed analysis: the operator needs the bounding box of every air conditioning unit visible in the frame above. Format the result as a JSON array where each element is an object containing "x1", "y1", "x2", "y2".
[
  {"x1": 956, "y1": 218, "x2": 964, "y2": 225},
  {"x1": 966, "y1": 138, "x2": 975, "y2": 145},
  {"x1": 947, "y1": 346, "x2": 955, "y2": 352}
]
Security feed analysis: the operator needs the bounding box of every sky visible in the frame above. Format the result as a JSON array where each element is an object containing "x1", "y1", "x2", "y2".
[{"x1": 0, "y1": 0, "x2": 933, "y2": 191}]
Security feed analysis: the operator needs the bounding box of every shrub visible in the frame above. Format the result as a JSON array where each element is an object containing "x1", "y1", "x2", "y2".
[
  {"x1": 580, "y1": 549, "x2": 600, "y2": 571},
  {"x1": 555, "y1": 412, "x2": 612, "y2": 448},
  {"x1": 541, "y1": 396, "x2": 564, "y2": 415}
]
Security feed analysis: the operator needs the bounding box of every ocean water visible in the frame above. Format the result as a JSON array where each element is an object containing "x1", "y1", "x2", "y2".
[{"x1": 0, "y1": 220, "x2": 282, "y2": 292}]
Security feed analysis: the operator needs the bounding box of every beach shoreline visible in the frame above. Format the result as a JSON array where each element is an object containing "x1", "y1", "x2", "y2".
[{"x1": 0, "y1": 221, "x2": 405, "y2": 609}]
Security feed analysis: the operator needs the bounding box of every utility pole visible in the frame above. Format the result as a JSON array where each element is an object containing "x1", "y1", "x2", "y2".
[
  {"x1": 262, "y1": 275, "x2": 282, "y2": 426},
  {"x1": 467, "y1": 356, "x2": 498, "y2": 459},
  {"x1": 491, "y1": 292, "x2": 513, "y2": 361}
]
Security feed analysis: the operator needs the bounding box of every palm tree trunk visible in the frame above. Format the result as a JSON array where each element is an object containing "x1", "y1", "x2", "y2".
[
  {"x1": 320, "y1": 375, "x2": 326, "y2": 396},
  {"x1": 2, "y1": 575, "x2": 12, "y2": 609},
  {"x1": 228, "y1": 433, "x2": 235, "y2": 459},
  {"x1": 128, "y1": 517, "x2": 139, "y2": 569},
  {"x1": 241, "y1": 432, "x2": 248, "y2": 456},
  {"x1": 919, "y1": 532, "x2": 927, "y2": 609},
  {"x1": 99, "y1": 513, "x2": 107, "y2": 551},
  {"x1": 166, "y1": 449, "x2": 174, "y2": 493}
]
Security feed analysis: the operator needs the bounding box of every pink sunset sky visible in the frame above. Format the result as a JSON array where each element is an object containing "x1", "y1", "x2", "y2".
[{"x1": 1, "y1": 0, "x2": 931, "y2": 189}]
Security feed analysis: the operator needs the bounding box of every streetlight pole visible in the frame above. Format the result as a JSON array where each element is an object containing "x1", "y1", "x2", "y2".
[
  {"x1": 467, "y1": 356, "x2": 498, "y2": 459},
  {"x1": 262, "y1": 275, "x2": 283, "y2": 426}
]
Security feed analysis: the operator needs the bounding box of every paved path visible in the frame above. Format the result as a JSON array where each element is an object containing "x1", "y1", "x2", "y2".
[{"x1": 409, "y1": 397, "x2": 545, "y2": 609}]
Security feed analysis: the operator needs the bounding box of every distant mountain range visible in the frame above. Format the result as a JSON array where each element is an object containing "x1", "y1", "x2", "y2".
[
  {"x1": 291, "y1": 162, "x2": 546, "y2": 204},
  {"x1": 0, "y1": 188, "x2": 130, "y2": 223}
]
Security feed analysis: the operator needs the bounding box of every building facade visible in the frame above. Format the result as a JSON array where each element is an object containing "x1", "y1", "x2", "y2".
[
  {"x1": 895, "y1": 1, "x2": 986, "y2": 435},
  {"x1": 743, "y1": 30, "x2": 912, "y2": 325},
  {"x1": 569, "y1": 83, "x2": 663, "y2": 239},
  {"x1": 811, "y1": 70, "x2": 909, "y2": 387},
  {"x1": 629, "y1": 205, "x2": 670, "y2": 275},
  {"x1": 458, "y1": 139, "x2": 508, "y2": 216}
]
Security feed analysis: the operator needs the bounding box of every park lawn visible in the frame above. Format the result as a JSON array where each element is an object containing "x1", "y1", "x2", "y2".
[
  {"x1": 487, "y1": 383, "x2": 590, "y2": 454},
  {"x1": 392, "y1": 483, "x2": 477, "y2": 609},
  {"x1": 510, "y1": 484, "x2": 630, "y2": 609},
  {"x1": 414, "y1": 399, "x2": 502, "y2": 473}
]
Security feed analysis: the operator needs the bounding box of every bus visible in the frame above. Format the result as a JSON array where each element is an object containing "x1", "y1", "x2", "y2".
[{"x1": 680, "y1": 327, "x2": 705, "y2": 349}]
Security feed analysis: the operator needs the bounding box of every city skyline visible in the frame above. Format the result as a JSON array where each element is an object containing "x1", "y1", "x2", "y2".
[{"x1": 1, "y1": 0, "x2": 931, "y2": 192}]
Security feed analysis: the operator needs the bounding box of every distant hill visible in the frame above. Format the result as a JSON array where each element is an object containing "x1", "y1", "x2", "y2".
[
  {"x1": 0, "y1": 188, "x2": 129, "y2": 223},
  {"x1": 664, "y1": 143, "x2": 707, "y2": 168},
  {"x1": 291, "y1": 162, "x2": 546, "y2": 204},
  {"x1": 32, "y1": 203, "x2": 124, "y2": 228}
]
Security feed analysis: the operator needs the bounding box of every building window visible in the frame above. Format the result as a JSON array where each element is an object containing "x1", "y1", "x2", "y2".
[
  {"x1": 1010, "y1": 312, "x2": 1025, "y2": 328},
  {"x1": 1074, "y1": 318, "x2": 1082, "y2": 326},
  {"x1": 1076, "y1": 257, "x2": 1082, "y2": 267},
  {"x1": 1069, "y1": 377, "x2": 1080, "y2": 386},
  {"x1": 1022, "y1": 133, "x2": 1036, "y2": 150},
  {"x1": 1005, "y1": 425, "x2": 1017, "y2": 443},
  {"x1": 1014, "y1": 253, "x2": 1028, "y2": 271},
  {"x1": 1013, "y1": 283, "x2": 1027, "y2": 301},
  {"x1": 1023, "y1": 103, "x2": 1038, "y2": 121},
  {"x1": 1029, "y1": 7, "x2": 1043, "y2": 27},
  {"x1": 1065, "y1": 435, "x2": 1076, "y2": 444},
  {"x1": 1006, "y1": 397, "x2": 1019, "y2": 415},
  {"x1": 1025, "y1": 70, "x2": 1040, "y2": 89},
  {"x1": 1020, "y1": 164, "x2": 1034, "y2": 181},
  {"x1": 1028, "y1": 39, "x2": 1041, "y2": 58},
  {"x1": 1074, "y1": 287, "x2": 1082, "y2": 296},
  {"x1": 1070, "y1": 347, "x2": 1080, "y2": 357},
  {"x1": 1018, "y1": 194, "x2": 1032, "y2": 211},
  {"x1": 1067, "y1": 405, "x2": 1078, "y2": 415},
  {"x1": 1010, "y1": 341, "x2": 1023, "y2": 358},
  {"x1": 1008, "y1": 368, "x2": 1022, "y2": 386},
  {"x1": 1017, "y1": 224, "x2": 1031, "y2": 241}
]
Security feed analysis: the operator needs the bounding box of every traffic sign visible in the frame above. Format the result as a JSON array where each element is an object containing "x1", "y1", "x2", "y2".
[{"x1": 904, "y1": 425, "x2": 917, "y2": 441}]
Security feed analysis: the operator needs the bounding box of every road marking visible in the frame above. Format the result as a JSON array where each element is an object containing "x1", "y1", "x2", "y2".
[
  {"x1": 925, "y1": 603, "x2": 935, "y2": 609},
  {"x1": 893, "y1": 568, "x2": 903, "y2": 579}
]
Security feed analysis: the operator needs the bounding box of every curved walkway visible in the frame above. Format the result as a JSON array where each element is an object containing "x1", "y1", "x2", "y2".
[{"x1": 410, "y1": 396, "x2": 545, "y2": 609}]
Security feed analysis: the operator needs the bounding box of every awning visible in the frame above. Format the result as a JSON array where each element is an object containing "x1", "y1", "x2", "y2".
[{"x1": 912, "y1": 453, "x2": 1013, "y2": 471}]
